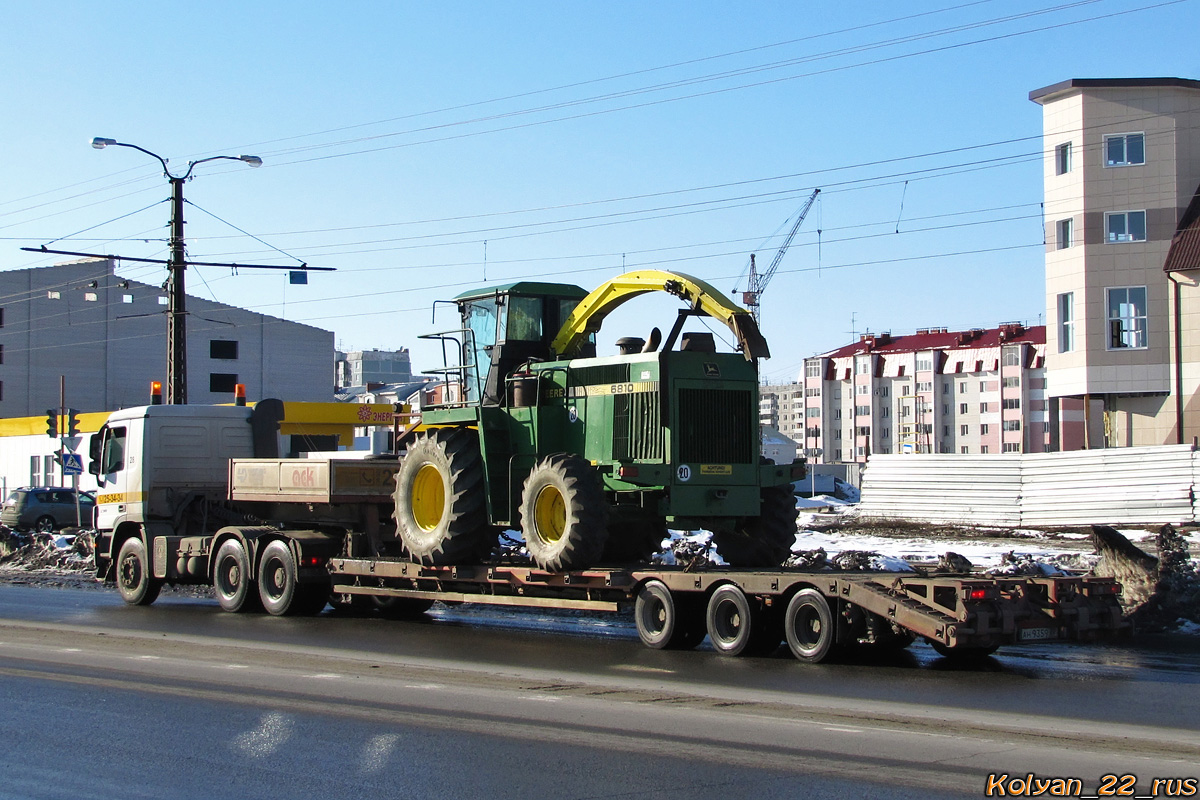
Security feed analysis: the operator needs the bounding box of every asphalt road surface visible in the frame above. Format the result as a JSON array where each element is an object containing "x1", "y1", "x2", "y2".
[{"x1": 1, "y1": 583, "x2": 1198, "y2": 799}]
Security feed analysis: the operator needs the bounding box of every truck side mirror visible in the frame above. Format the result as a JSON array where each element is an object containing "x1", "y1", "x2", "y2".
[{"x1": 88, "y1": 432, "x2": 102, "y2": 476}]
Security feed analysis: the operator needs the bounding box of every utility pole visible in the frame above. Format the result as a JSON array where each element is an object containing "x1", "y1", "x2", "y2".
[{"x1": 167, "y1": 174, "x2": 188, "y2": 404}]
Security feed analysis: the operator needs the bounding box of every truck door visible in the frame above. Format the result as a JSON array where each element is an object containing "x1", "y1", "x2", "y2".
[{"x1": 91, "y1": 425, "x2": 129, "y2": 531}]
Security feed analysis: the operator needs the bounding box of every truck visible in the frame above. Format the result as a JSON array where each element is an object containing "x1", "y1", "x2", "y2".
[{"x1": 88, "y1": 270, "x2": 1127, "y2": 662}]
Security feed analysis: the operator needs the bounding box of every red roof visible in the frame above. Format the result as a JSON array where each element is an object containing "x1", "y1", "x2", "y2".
[
  {"x1": 1164, "y1": 182, "x2": 1200, "y2": 273},
  {"x1": 819, "y1": 324, "x2": 1045, "y2": 359}
]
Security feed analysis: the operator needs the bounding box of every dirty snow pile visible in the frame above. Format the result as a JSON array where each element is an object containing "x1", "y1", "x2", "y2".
[{"x1": 0, "y1": 527, "x2": 94, "y2": 574}]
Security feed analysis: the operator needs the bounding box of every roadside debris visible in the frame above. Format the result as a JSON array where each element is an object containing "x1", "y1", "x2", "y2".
[{"x1": 1091, "y1": 524, "x2": 1200, "y2": 631}]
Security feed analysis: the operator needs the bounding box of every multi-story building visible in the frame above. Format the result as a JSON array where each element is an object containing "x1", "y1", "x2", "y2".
[
  {"x1": 773, "y1": 324, "x2": 1048, "y2": 464},
  {"x1": 336, "y1": 348, "x2": 413, "y2": 390},
  {"x1": 0, "y1": 258, "x2": 334, "y2": 415},
  {"x1": 1031, "y1": 77, "x2": 1200, "y2": 448}
]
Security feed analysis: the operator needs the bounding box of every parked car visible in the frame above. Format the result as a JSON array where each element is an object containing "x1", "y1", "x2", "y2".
[{"x1": 0, "y1": 487, "x2": 96, "y2": 531}]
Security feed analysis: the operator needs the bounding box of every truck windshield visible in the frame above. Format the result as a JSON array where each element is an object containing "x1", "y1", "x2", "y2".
[{"x1": 463, "y1": 300, "x2": 498, "y2": 403}]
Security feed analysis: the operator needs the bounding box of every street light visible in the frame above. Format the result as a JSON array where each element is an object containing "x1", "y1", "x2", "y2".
[{"x1": 92, "y1": 137, "x2": 262, "y2": 404}]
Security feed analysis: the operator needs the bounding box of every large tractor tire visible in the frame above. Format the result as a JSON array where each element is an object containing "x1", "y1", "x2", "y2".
[
  {"x1": 519, "y1": 453, "x2": 609, "y2": 572},
  {"x1": 394, "y1": 429, "x2": 496, "y2": 565},
  {"x1": 601, "y1": 505, "x2": 667, "y2": 564},
  {"x1": 711, "y1": 484, "x2": 797, "y2": 568}
]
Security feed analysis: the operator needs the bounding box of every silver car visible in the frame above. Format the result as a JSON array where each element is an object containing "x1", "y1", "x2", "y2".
[{"x1": 0, "y1": 487, "x2": 96, "y2": 532}]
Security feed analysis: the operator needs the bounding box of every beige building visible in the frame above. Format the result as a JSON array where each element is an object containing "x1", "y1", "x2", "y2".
[
  {"x1": 1031, "y1": 77, "x2": 1200, "y2": 448},
  {"x1": 763, "y1": 324, "x2": 1049, "y2": 465}
]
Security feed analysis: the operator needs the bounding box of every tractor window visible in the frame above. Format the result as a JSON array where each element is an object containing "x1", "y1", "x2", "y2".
[
  {"x1": 464, "y1": 300, "x2": 499, "y2": 403},
  {"x1": 505, "y1": 296, "x2": 543, "y2": 342}
]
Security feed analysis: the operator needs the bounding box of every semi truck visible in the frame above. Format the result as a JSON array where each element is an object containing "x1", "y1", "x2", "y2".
[{"x1": 88, "y1": 270, "x2": 1126, "y2": 662}]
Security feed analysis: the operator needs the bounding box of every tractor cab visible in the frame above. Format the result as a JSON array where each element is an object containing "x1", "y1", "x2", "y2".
[{"x1": 434, "y1": 281, "x2": 591, "y2": 407}]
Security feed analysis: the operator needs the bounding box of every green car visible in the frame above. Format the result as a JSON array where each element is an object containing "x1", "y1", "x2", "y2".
[{"x1": 0, "y1": 487, "x2": 96, "y2": 532}]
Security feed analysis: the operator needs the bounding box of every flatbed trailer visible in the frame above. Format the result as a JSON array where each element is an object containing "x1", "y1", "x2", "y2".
[{"x1": 325, "y1": 553, "x2": 1127, "y2": 662}]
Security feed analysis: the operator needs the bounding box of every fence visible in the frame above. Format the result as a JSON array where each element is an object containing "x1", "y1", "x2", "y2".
[{"x1": 856, "y1": 445, "x2": 1198, "y2": 527}]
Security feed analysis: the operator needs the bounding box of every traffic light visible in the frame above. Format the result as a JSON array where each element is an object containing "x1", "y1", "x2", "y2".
[
  {"x1": 45, "y1": 409, "x2": 58, "y2": 438},
  {"x1": 66, "y1": 409, "x2": 80, "y2": 438}
]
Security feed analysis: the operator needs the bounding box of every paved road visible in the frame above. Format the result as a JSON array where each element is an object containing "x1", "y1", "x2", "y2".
[{"x1": 1, "y1": 583, "x2": 1198, "y2": 799}]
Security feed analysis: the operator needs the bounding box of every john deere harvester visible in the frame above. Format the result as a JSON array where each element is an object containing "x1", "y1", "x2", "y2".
[{"x1": 392, "y1": 269, "x2": 804, "y2": 572}]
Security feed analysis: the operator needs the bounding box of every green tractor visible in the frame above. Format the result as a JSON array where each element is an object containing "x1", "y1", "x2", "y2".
[{"x1": 393, "y1": 269, "x2": 804, "y2": 572}]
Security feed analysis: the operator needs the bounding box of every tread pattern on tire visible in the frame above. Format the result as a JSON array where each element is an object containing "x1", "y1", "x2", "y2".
[
  {"x1": 712, "y1": 484, "x2": 797, "y2": 568},
  {"x1": 394, "y1": 428, "x2": 496, "y2": 565},
  {"x1": 520, "y1": 453, "x2": 609, "y2": 572}
]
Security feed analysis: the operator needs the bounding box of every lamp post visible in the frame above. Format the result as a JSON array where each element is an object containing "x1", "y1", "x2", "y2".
[{"x1": 91, "y1": 138, "x2": 262, "y2": 404}]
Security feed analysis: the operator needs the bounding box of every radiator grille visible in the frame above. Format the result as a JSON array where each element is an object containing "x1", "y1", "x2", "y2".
[
  {"x1": 570, "y1": 363, "x2": 631, "y2": 387},
  {"x1": 613, "y1": 392, "x2": 663, "y2": 460},
  {"x1": 677, "y1": 388, "x2": 755, "y2": 464}
]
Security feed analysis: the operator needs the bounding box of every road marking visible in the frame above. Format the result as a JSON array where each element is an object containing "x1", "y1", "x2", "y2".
[
  {"x1": 609, "y1": 665, "x2": 676, "y2": 675},
  {"x1": 405, "y1": 683, "x2": 444, "y2": 690},
  {"x1": 225, "y1": 664, "x2": 249, "y2": 670},
  {"x1": 134, "y1": 655, "x2": 160, "y2": 660},
  {"x1": 59, "y1": 648, "x2": 82, "y2": 653},
  {"x1": 823, "y1": 726, "x2": 863, "y2": 733},
  {"x1": 306, "y1": 673, "x2": 340, "y2": 679}
]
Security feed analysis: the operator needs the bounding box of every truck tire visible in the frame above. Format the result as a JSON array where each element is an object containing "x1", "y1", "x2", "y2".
[
  {"x1": 257, "y1": 540, "x2": 325, "y2": 616},
  {"x1": 705, "y1": 584, "x2": 778, "y2": 656},
  {"x1": 520, "y1": 453, "x2": 609, "y2": 572},
  {"x1": 634, "y1": 580, "x2": 704, "y2": 650},
  {"x1": 602, "y1": 506, "x2": 667, "y2": 564},
  {"x1": 212, "y1": 538, "x2": 261, "y2": 613},
  {"x1": 394, "y1": 429, "x2": 496, "y2": 565},
  {"x1": 115, "y1": 537, "x2": 162, "y2": 606},
  {"x1": 711, "y1": 484, "x2": 797, "y2": 568},
  {"x1": 784, "y1": 588, "x2": 835, "y2": 663}
]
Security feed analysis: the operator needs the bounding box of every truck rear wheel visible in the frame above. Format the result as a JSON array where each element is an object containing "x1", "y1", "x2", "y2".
[
  {"x1": 394, "y1": 429, "x2": 496, "y2": 565},
  {"x1": 212, "y1": 539, "x2": 261, "y2": 613},
  {"x1": 634, "y1": 580, "x2": 704, "y2": 650},
  {"x1": 257, "y1": 540, "x2": 326, "y2": 616},
  {"x1": 116, "y1": 537, "x2": 162, "y2": 606},
  {"x1": 784, "y1": 588, "x2": 835, "y2": 663},
  {"x1": 711, "y1": 484, "x2": 797, "y2": 568},
  {"x1": 520, "y1": 453, "x2": 609, "y2": 572}
]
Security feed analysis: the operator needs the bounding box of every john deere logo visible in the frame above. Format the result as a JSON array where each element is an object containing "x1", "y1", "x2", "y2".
[{"x1": 703, "y1": 363, "x2": 720, "y2": 377}]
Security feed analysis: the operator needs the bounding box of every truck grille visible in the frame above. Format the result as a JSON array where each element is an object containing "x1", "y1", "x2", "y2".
[
  {"x1": 613, "y1": 392, "x2": 663, "y2": 460},
  {"x1": 677, "y1": 388, "x2": 755, "y2": 464}
]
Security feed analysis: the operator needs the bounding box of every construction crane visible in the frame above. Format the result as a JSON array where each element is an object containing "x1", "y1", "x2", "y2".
[{"x1": 739, "y1": 188, "x2": 820, "y2": 323}]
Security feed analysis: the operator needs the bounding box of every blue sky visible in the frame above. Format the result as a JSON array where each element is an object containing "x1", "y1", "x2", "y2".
[{"x1": 2, "y1": 1, "x2": 1197, "y2": 384}]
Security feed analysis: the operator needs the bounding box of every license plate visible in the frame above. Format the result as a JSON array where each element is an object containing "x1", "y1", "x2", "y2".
[{"x1": 1018, "y1": 626, "x2": 1056, "y2": 641}]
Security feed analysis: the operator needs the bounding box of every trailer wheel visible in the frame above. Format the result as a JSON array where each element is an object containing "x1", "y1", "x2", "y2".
[
  {"x1": 394, "y1": 429, "x2": 496, "y2": 565},
  {"x1": 712, "y1": 484, "x2": 797, "y2": 568},
  {"x1": 784, "y1": 588, "x2": 835, "y2": 663},
  {"x1": 634, "y1": 581, "x2": 704, "y2": 650},
  {"x1": 705, "y1": 584, "x2": 777, "y2": 656},
  {"x1": 520, "y1": 453, "x2": 609, "y2": 572},
  {"x1": 115, "y1": 537, "x2": 162, "y2": 606},
  {"x1": 212, "y1": 539, "x2": 261, "y2": 613}
]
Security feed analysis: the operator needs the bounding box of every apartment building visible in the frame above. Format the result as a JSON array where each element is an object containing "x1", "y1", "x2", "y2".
[
  {"x1": 765, "y1": 324, "x2": 1048, "y2": 465},
  {"x1": 1031, "y1": 77, "x2": 1200, "y2": 448}
]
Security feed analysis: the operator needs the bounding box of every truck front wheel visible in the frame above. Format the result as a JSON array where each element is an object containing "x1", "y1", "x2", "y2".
[
  {"x1": 115, "y1": 537, "x2": 162, "y2": 606},
  {"x1": 394, "y1": 429, "x2": 496, "y2": 565},
  {"x1": 520, "y1": 454, "x2": 609, "y2": 572}
]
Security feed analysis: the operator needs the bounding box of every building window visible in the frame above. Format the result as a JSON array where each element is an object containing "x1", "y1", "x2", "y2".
[
  {"x1": 916, "y1": 357, "x2": 932, "y2": 372},
  {"x1": 1003, "y1": 377, "x2": 1020, "y2": 388},
  {"x1": 856, "y1": 426, "x2": 870, "y2": 436},
  {"x1": 123, "y1": 294, "x2": 134, "y2": 304},
  {"x1": 0, "y1": 343, "x2": 4, "y2": 364},
  {"x1": 1002, "y1": 348, "x2": 1021, "y2": 367},
  {"x1": 158, "y1": 296, "x2": 168, "y2": 305},
  {"x1": 1106, "y1": 210, "x2": 1147, "y2": 243},
  {"x1": 1107, "y1": 286, "x2": 1148, "y2": 349},
  {"x1": 880, "y1": 385, "x2": 889, "y2": 397},
  {"x1": 805, "y1": 407, "x2": 820, "y2": 418},
  {"x1": 1003, "y1": 442, "x2": 1020, "y2": 453},
  {"x1": 960, "y1": 424, "x2": 969, "y2": 436},
  {"x1": 981, "y1": 446, "x2": 990, "y2": 454},
  {"x1": 979, "y1": 381, "x2": 987, "y2": 391},
  {"x1": 856, "y1": 384, "x2": 869, "y2": 395},
  {"x1": 209, "y1": 373, "x2": 239, "y2": 393},
  {"x1": 942, "y1": 404, "x2": 949, "y2": 415},
  {"x1": 942, "y1": 384, "x2": 949, "y2": 395},
  {"x1": 84, "y1": 292, "x2": 98, "y2": 302},
  {"x1": 833, "y1": 409, "x2": 841, "y2": 420},
  {"x1": 805, "y1": 387, "x2": 820, "y2": 397},
  {"x1": 916, "y1": 382, "x2": 932, "y2": 393},
  {"x1": 855, "y1": 358, "x2": 870, "y2": 375},
  {"x1": 979, "y1": 402, "x2": 989, "y2": 413},
  {"x1": 942, "y1": 425, "x2": 949, "y2": 436},
  {"x1": 834, "y1": 450, "x2": 842, "y2": 461},
  {"x1": 881, "y1": 407, "x2": 890, "y2": 418},
  {"x1": 834, "y1": 429, "x2": 842, "y2": 440},
  {"x1": 959, "y1": 382, "x2": 967, "y2": 394},
  {"x1": 1056, "y1": 218, "x2": 1073, "y2": 249},
  {"x1": 1003, "y1": 420, "x2": 1021, "y2": 431},
  {"x1": 855, "y1": 405, "x2": 870, "y2": 416},
  {"x1": 980, "y1": 424, "x2": 989, "y2": 435},
  {"x1": 47, "y1": 291, "x2": 61, "y2": 300},
  {"x1": 959, "y1": 403, "x2": 968, "y2": 414},
  {"x1": 0, "y1": 308, "x2": 4, "y2": 327},
  {"x1": 1104, "y1": 133, "x2": 1145, "y2": 167},
  {"x1": 806, "y1": 427, "x2": 820, "y2": 438},
  {"x1": 1055, "y1": 142, "x2": 1072, "y2": 175},
  {"x1": 960, "y1": 446, "x2": 969, "y2": 454},
  {"x1": 805, "y1": 362, "x2": 821, "y2": 378},
  {"x1": 1058, "y1": 292, "x2": 1075, "y2": 353},
  {"x1": 1003, "y1": 398, "x2": 1021, "y2": 410},
  {"x1": 210, "y1": 340, "x2": 239, "y2": 360}
]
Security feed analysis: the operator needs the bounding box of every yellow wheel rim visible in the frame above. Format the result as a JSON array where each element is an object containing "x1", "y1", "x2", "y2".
[
  {"x1": 411, "y1": 464, "x2": 446, "y2": 531},
  {"x1": 533, "y1": 485, "x2": 566, "y2": 544}
]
